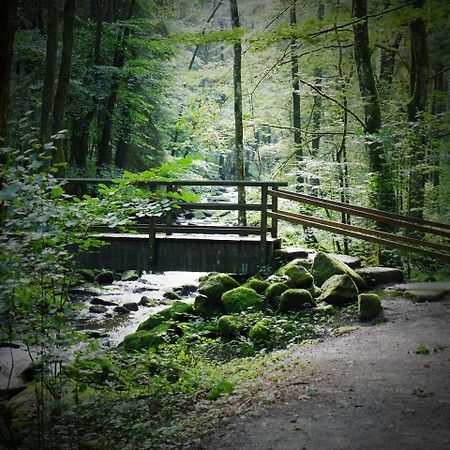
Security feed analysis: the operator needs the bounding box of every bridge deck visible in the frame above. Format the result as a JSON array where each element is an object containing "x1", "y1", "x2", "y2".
[{"x1": 77, "y1": 233, "x2": 281, "y2": 275}]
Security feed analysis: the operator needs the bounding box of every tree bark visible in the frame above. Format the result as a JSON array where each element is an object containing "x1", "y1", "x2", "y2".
[
  {"x1": 0, "y1": 0, "x2": 18, "y2": 144},
  {"x1": 40, "y1": 0, "x2": 58, "y2": 146},
  {"x1": 407, "y1": 0, "x2": 429, "y2": 219},
  {"x1": 379, "y1": 33, "x2": 402, "y2": 100},
  {"x1": 352, "y1": 0, "x2": 395, "y2": 212},
  {"x1": 230, "y1": 0, "x2": 246, "y2": 226},
  {"x1": 52, "y1": 0, "x2": 76, "y2": 177}
]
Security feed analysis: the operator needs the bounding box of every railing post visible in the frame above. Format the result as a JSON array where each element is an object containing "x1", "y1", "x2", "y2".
[
  {"x1": 166, "y1": 183, "x2": 173, "y2": 235},
  {"x1": 271, "y1": 185, "x2": 278, "y2": 239},
  {"x1": 260, "y1": 185, "x2": 268, "y2": 266},
  {"x1": 148, "y1": 216, "x2": 156, "y2": 271}
]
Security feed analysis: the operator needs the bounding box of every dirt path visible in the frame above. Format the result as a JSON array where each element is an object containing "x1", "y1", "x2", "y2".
[{"x1": 201, "y1": 295, "x2": 450, "y2": 450}]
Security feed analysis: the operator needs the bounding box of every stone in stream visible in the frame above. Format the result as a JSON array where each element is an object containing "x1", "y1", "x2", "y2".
[
  {"x1": 89, "y1": 305, "x2": 108, "y2": 314},
  {"x1": 355, "y1": 267, "x2": 404, "y2": 288},
  {"x1": 163, "y1": 290, "x2": 181, "y2": 300},
  {"x1": 95, "y1": 270, "x2": 115, "y2": 284},
  {"x1": 121, "y1": 270, "x2": 140, "y2": 282},
  {"x1": 113, "y1": 306, "x2": 130, "y2": 314},
  {"x1": 318, "y1": 274, "x2": 359, "y2": 306},
  {"x1": 123, "y1": 302, "x2": 139, "y2": 312},
  {"x1": 90, "y1": 297, "x2": 118, "y2": 307},
  {"x1": 139, "y1": 296, "x2": 157, "y2": 307},
  {"x1": 177, "y1": 284, "x2": 198, "y2": 296},
  {"x1": 133, "y1": 286, "x2": 158, "y2": 294}
]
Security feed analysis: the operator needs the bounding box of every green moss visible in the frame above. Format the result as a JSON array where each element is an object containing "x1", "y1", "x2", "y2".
[
  {"x1": 138, "y1": 301, "x2": 195, "y2": 331},
  {"x1": 244, "y1": 278, "x2": 270, "y2": 294},
  {"x1": 194, "y1": 294, "x2": 223, "y2": 318},
  {"x1": 276, "y1": 260, "x2": 314, "y2": 289},
  {"x1": 358, "y1": 293, "x2": 382, "y2": 320},
  {"x1": 78, "y1": 268, "x2": 96, "y2": 282},
  {"x1": 308, "y1": 284, "x2": 322, "y2": 298},
  {"x1": 318, "y1": 274, "x2": 359, "y2": 306},
  {"x1": 312, "y1": 252, "x2": 365, "y2": 289},
  {"x1": 121, "y1": 270, "x2": 139, "y2": 281},
  {"x1": 264, "y1": 282, "x2": 289, "y2": 308},
  {"x1": 221, "y1": 287, "x2": 265, "y2": 313},
  {"x1": 95, "y1": 270, "x2": 115, "y2": 284},
  {"x1": 217, "y1": 315, "x2": 245, "y2": 339},
  {"x1": 198, "y1": 274, "x2": 240, "y2": 301},
  {"x1": 122, "y1": 322, "x2": 179, "y2": 352},
  {"x1": 278, "y1": 289, "x2": 314, "y2": 313},
  {"x1": 248, "y1": 320, "x2": 272, "y2": 345}
]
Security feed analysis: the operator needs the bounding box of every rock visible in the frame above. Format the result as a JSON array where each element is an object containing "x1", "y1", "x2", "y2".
[
  {"x1": 356, "y1": 267, "x2": 404, "y2": 287},
  {"x1": 133, "y1": 286, "x2": 158, "y2": 294},
  {"x1": 85, "y1": 330, "x2": 108, "y2": 339},
  {"x1": 388, "y1": 282, "x2": 450, "y2": 294},
  {"x1": 327, "y1": 253, "x2": 362, "y2": 269},
  {"x1": 178, "y1": 284, "x2": 198, "y2": 296},
  {"x1": 315, "y1": 304, "x2": 335, "y2": 315},
  {"x1": 78, "y1": 268, "x2": 96, "y2": 282},
  {"x1": 318, "y1": 274, "x2": 359, "y2": 306},
  {"x1": 194, "y1": 294, "x2": 223, "y2": 318},
  {"x1": 89, "y1": 305, "x2": 108, "y2": 314},
  {"x1": 123, "y1": 302, "x2": 139, "y2": 312},
  {"x1": 113, "y1": 306, "x2": 129, "y2": 314},
  {"x1": 278, "y1": 289, "x2": 314, "y2": 313},
  {"x1": 221, "y1": 287, "x2": 265, "y2": 313},
  {"x1": 273, "y1": 248, "x2": 313, "y2": 268},
  {"x1": 95, "y1": 271, "x2": 115, "y2": 284},
  {"x1": 243, "y1": 278, "x2": 270, "y2": 294},
  {"x1": 249, "y1": 320, "x2": 273, "y2": 345},
  {"x1": 122, "y1": 322, "x2": 179, "y2": 352},
  {"x1": 199, "y1": 274, "x2": 240, "y2": 302},
  {"x1": 163, "y1": 290, "x2": 181, "y2": 300},
  {"x1": 276, "y1": 260, "x2": 314, "y2": 289},
  {"x1": 308, "y1": 284, "x2": 322, "y2": 298},
  {"x1": 138, "y1": 301, "x2": 195, "y2": 331},
  {"x1": 404, "y1": 289, "x2": 446, "y2": 302},
  {"x1": 217, "y1": 315, "x2": 244, "y2": 339},
  {"x1": 90, "y1": 297, "x2": 118, "y2": 307},
  {"x1": 121, "y1": 270, "x2": 139, "y2": 282},
  {"x1": 358, "y1": 293, "x2": 382, "y2": 320},
  {"x1": 20, "y1": 361, "x2": 43, "y2": 383},
  {"x1": 264, "y1": 282, "x2": 289, "y2": 308},
  {"x1": 312, "y1": 252, "x2": 365, "y2": 289},
  {"x1": 139, "y1": 296, "x2": 157, "y2": 307}
]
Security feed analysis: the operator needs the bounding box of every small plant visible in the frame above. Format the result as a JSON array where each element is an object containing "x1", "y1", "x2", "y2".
[{"x1": 415, "y1": 344, "x2": 430, "y2": 355}]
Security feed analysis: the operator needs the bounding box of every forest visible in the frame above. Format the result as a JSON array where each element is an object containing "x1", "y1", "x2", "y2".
[{"x1": 0, "y1": 0, "x2": 449, "y2": 448}]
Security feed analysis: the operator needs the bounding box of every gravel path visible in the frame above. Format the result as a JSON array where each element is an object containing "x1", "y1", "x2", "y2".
[{"x1": 201, "y1": 294, "x2": 450, "y2": 450}]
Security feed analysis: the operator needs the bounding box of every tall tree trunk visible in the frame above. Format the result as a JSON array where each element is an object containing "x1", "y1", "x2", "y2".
[
  {"x1": 407, "y1": 0, "x2": 429, "y2": 219},
  {"x1": 51, "y1": 0, "x2": 76, "y2": 177},
  {"x1": 379, "y1": 33, "x2": 402, "y2": 100},
  {"x1": 97, "y1": 0, "x2": 135, "y2": 170},
  {"x1": 0, "y1": 0, "x2": 18, "y2": 144},
  {"x1": 115, "y1": 103, "x2": 131, "y2": 168},
  {"x1": 352, "y1": 0, "x2": 395, "y2": 212},
  {"x1": 230, "y1": 0, "x2": 246, "y2": 226},
  {"x1": 40, "y1": 0, "x2": 58, "y2": 146},
  {"x1": 290, "y1": 3, "x2": 303, "y2": 192}
]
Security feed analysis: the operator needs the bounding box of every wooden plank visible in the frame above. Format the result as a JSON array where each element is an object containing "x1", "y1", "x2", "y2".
[
  {"x1": 269, "y1": 189, "x2": 450, "y2": 238},
  {"x1": 148, "y1": 216, "x2": 156, "y2": 269},
  {"x1": 260, "y1": 185, "x2": 268, "y2": 265},
  {"x1": 89, "y1": 225, "x2": 267, "y2": 235},
  {"x1": 269, "y1": 211, "x2": 450, "y2": 263},
  {"x1": 271, "y1": 186, "x2": 279, "y2": 239},
  {"x1": 178, "y1": 202, "x2": 271, "y2": 211}
]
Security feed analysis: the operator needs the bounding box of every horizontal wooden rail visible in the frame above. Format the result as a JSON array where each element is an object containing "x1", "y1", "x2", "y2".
[
  {"x1": 269, "y1": 189, "x2": 450, "y2": 238},
  {"x1": 90, "y1": 225, "x2": 265, "y2": 235},
  {"x1": 269, "y1": 211, "x2": 450, "y2": 263},
  {"x1": 178, "y1": 202, "x2": 272, "y2": 211}
]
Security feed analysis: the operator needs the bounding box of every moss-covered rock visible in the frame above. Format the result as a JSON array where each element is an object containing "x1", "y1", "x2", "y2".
[
  {"x1": 78, "y1": 268, "x2": 96, "y2": 282},
  {"x1": 276, "y1": 260, "x2": 314, "y2": 288},
  {"x1": 404, "y1": 289, "x2": 446, "y2": 302},
  {"x1": 243, "y1": 278, "x2": 270, "y2": 294},
  {"x1": 358, "y1": 293, "x2": 382, "y2": 320},
  {"x1": 139, "y1": 296, "x2": 157, "y2": 307},
  {"x1": 312, "y1": 252, "x2": 365, "y2": 289},
  {"x1": 138, "y1": 301, "x2": 195, "y2": 331},
  {"x1": 308, "y1": 284, "x2": 322, "y2": 298},
  {"x1": 248, "y1": 320, "x2": 273, "y2": 345},
  {"x1": 199, "y1": 274, "x2": 240, "y2": 301},
  {"x1": 89, "y1": 305, "x2": 107, "y2": 314},
  {"x1": 95, "y1": 270, "x2": 115, "y2": 284},
  {"x1": 315, "y1": 303, "x2": 335, "y2": 315},
  {"x1": 217, "y1": 315, "x2": 245, "y2": 339},
  {"x1": 264, "y1": 282, "x2": 289, "y2": 308},
  {"x1": 221, "y1": 287, "x2": 265, "y2": 313},
  {"x1": 121, "y1": 270, "x2": 139, "y2": 282},
  {"x1": 278, "y1": 289, "x2": 314, "y2": 313},
  {"x1": 122, "y1": 322, "x2": 179, "y2": 352},
  {"x1": 355, "y1": 267, "x2": 404, "y2": 287},
  {"x1": 318, "y1": 274, "x2": 359, "y2": 306},
  {"x1": 163, "y1": 290, "x2": 181, "y2": 300},
  {"x1": 194, "y1": 294, "x2": 223, "y2": 318}
]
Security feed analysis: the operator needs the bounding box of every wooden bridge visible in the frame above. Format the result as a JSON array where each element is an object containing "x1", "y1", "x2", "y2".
[{"x1": 65, "y1": 179, "x2": 450, "y2": 274}]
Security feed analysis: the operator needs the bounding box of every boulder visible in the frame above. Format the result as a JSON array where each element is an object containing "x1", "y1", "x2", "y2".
[
  {"x1": 178, "y1": 284, "x2": 198, "y2": 296},
  {"x1": 123, "y1": 302, "x2": 139, "y2": 312},
  {"x1": 217, "y1": 315, "x2": 245, "y2": 339},
  {"x1": 264, "y1": 282, "x2": 289, "y2": 308},
  {"x1": 121, "y1": 270, "x2": 139, "y2": 282},
  {"x1": 90, "y1": 297, "x2": 118, "y2": 307},
  {"x1": 404, "y1": 289, "x2": 446, "y2": 302},
  {"x1": 278, "y1": 289, "x2": 314, "y2": 313},
  {"x1": 199, "y1": 274, "x2": 240, "y2": 302},
  {"x1": 194, "y1": 294, "x2": 223, "y2": 319},
  {"x1": 89, "y1": 305, "x2": 107, "y2": 314},
  {"x1": 78, "y1": 268, "x2": 96, "y2": 282},
  {"x1": 356, "y1": 267, "x2": 404, "y2": 287},
  {"x1": 122, "y1": 322, "x2": 179, "y2": 352},
  {"x1": 163, "y1": 290, "x2": 181, "y2": 300},
  {"x1": 326, "y1": 253, "x2": 362, "y2": 269},
  {"x1": 139, "y1": 296, "x2": 157, "y2": 307},
  {"x1": 221, "y1": 287, "x2": 265, "y2": 313},
  {"x1": 113, "y1": 306, "x2": 129, "y2": 314},
  {"x1": 315, "y1": 303, "x2": 335, "y2": 315},
  {"x1": 276, "y1": 259, "x2": 314, "y2": 283},
  {"x1": 137, "y1": 301, "x2": 195, "y2": 331},
  {"x1": 318, "y1": 274, "x2": 359, "y2": 306},
  {"x1": 249, "y1": 320, "x2": 273, "y2": 345},
  {"x1": 95, "y1": 270, "x2": 115, "y2": 284},
  {"x1": 308, "y1": 284, "x2": 322, "y2": 299},
  {"x1": 273, "y1": 247, "x2": 313, "y2": 268},
  {"x1": 312, "y1": 252, "x2": 365, "y2": 289},
  {"x1": 358, "y1": 293, "x2": 382, "y2": 320},
  {"x1": 243, "y1": 278, "x2": 270, "y2": 294}
]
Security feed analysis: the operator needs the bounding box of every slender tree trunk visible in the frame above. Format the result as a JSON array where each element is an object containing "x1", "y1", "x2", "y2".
[
  {"x1": 379, "y1": 33, "x2": 402, "y2": 100},
  {"x1": 407, "y1": 0, "x2": 429, "y2": 219},
  {"x1": 115, "y1": 103, "x2": 132, "y2": 168},
  {"x1": 0, "y1": 0, "x2": 18, "y2": 144},
  {"x1": 51, "y1": 0, "x2": 76, "y2": 177},
  {"x1": 97, "y1": 0, "x2": 135, "y2": 170},
  {"x1": 352, "y1": 0, "x2": 395, "y2": 212},
  {"x1": 230, "y1": 0, "x2": 246, "y2": 226}
]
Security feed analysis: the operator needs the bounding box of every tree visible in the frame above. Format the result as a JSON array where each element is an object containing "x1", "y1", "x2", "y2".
[
  {"x1": 352, "y1": 0, "x2": 395, "y2": 213},
  {"x1": 52, "y1": 0, "x2": 76, "y2": 177},
  {"x1": 230, "y1": 0, "x2": 246, "y2": 226}
]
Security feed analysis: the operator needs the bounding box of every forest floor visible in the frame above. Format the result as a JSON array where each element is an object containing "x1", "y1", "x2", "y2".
[{"x1": 199, "y1": 289, "x2": 450, "y2": 450}]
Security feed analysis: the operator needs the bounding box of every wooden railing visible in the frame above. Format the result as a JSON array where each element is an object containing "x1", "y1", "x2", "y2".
[{"x1": 267, "y1": 189, "x2": 450, "y2": 263}]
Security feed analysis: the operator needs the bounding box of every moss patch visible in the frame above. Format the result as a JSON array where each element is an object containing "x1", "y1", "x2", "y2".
[
  {"x1": 278, "y1": 289, "x2": 314, "y2": 313},
  {"x1": 358, "y1": 293, "x2": 382, "y2": 320},
  {"x1": 217, "y1": 315, "x2": 245, "y2": 339},
  {"x1": 244, "y1": 278, "x2": 270, "y2": 294},
  {"x1": 318, "y1": 274, "x2": 359, "y2": 306},
  {"x1": 199, "y1": 274, "x2": 240, "y2": 302},
  {"x1": 221, "y1": 287, "x2": 265, "y2": 313},
  {"x1": 194, "y1": 294, "x2": 223, "y2": 319}
]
